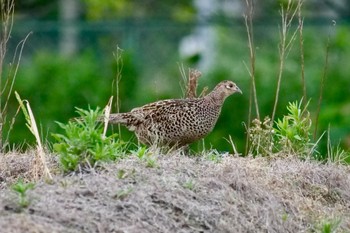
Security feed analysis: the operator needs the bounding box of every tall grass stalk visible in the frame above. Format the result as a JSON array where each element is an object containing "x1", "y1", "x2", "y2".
[
  {"x1": 243, "y1": 0, "x2": 259, "y2": 155},
  {"x1": 313, "y1": 21, "x2": 335, "y2": 140},
  {"x1": 0, "y1": 0, "x2": 14, "y2": 79},
  {"x1": 244, "y1": 0, "x2": 259, "y2": 120},
  {"x1": 271, "y1": 0, "x2": 301, "y2": 125},
  {"x1": 298, "y1": 1, "x2": 307, "y2": 103},
  {"x1": 112, "y1": 46, "x2": 123, "y2": 137},
  {"x1": 15, "y1": 92, "x2": 52, "y2": 180},
  {"x1": 178, "y1": 63, "x2": 191, "y2": 98},
  {"x1": 225, "y1": 135, "x2": 239, "y2": 156},
  {"x1": 0, "y1": 0, "x2": 31, "y2": 150}
]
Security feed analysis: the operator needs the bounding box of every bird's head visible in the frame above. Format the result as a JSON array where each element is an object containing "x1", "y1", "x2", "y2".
[
  {"x1": 207, "y1": 80, "x2": 242, "y2": 105},
  {"x1": 216, "y1": 80, "x2": 242, "y2": 96}
]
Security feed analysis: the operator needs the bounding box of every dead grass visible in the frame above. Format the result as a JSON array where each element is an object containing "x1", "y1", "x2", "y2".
[
  {"x1": 0, "y1": 152, "x2": 349, "y2": 232},
  {"x1": 0, "y1": 150, "x2": 57, "y2": 189}
]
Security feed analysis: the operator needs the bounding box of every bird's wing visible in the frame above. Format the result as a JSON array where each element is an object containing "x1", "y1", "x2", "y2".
[
  {"x1": 131, "y1": 99, "x2": 197, "y2": 116},
  {"x1": 129, "y1": 99, "x2": 199, "y2": 127}
]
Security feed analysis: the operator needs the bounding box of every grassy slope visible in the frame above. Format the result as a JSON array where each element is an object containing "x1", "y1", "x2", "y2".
[{"x1": 0, "y1": 152, "x2": 349, "y2": 232}]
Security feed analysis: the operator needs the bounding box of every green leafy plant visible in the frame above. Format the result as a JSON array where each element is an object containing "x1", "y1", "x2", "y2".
[
  {"x1": 316, "y1": 218, "x2": 341, "y2": 233},
  {"x1": 205, "y1": 149, "x2": 224, "y2": 163},
  {"x1": 113, "y1": 187, "x2": 133, "y2": 200},
  {"x1": 275, "y1": 100, "x2": 313, "y2": 156},
  {"x1": 248, "y1": 100, "x2": 317, "y2": 158},
  {"x1": 11, "y1": 179, "x2": 35, "y2": 209},
  {"x1": 52, "y1": 107, "x2": 125, "y2": 172},
  {"x1": 117, "y1": 169, "x2": 127, "y2": 179},
  {"x1": 182, "y1": 179, "x2": 195, "y2": 190},
  {"x1": 131, "y1": 146, "x2": 158, "y2": 168},
  {"x1": 145, "y1": 156, "x2": 158, "y2": 168},
  {"x1": 132, "y1": 146, "x2": 149, "y2": 159}
]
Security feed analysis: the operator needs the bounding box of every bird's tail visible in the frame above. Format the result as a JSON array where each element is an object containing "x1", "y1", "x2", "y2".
[
  {"x1": 107, "y1": 113, "x2": 130, "y2": 124},
  {"x1": 96, "y1": 113, "x2": 130, "y2": 124},
  {"x1": 97, "y1": 113, "x2": 141, "y2": 128},
  {"x1": 73, "y1": 113, "x2": 132, "y2": 125}
]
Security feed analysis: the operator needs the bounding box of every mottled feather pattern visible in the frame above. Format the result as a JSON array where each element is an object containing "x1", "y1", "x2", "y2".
[{"x1": 107, "y1": 80, "x2": 242, "y2": 147}]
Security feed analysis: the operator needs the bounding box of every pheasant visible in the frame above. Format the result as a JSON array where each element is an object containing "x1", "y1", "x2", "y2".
[{"x1": 107, "y1": 80, "x2": 242, "y2": 147}]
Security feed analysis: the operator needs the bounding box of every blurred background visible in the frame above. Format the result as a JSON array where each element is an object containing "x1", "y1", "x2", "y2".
[{"x1": 2, "y1": 0, "x2": 350, "y2": 154}]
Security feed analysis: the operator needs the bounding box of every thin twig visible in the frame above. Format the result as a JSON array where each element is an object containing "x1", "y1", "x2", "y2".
[
  {"x1": 178, "y1": 63, "x2": 187, "y2": 97},
  {"x1": 298, "y1": 1, "x2": 307, "y2": 102},
  {"x1": 0, "y1": 0, "x2": 15, "y2": 149},
  {"x1": 112, "y1": 46, "x2": 123, "y2": 137},
  {"x1": 0, "y1": 0, "x2": 15, "y2": 79},
  {"x1": 244, "y1": 0, "x2": 259, "y2": 118},
  {"x1": 313, "y1": 20, "x2": 335, "y2": 140},
  {"x1": 3, "y1": 32, "x2": 32, "y2": 113},
  {"x1": 271, "y1": 0, "x2": 300, "y2": 125},
  {"x1": 244, "y1": 0, "x2": 259, "y2": 155}
]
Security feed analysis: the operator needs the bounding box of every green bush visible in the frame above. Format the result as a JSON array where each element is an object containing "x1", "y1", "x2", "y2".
[
  {"x1": 275, "y1": 100, "x2": 313, "y2": 157},
  {"x1": 248, "y1": 100, "x2": 314, "y2": 158},
  {"x1": 52, "y1": 107, "x2": 125, "y2": 172}
]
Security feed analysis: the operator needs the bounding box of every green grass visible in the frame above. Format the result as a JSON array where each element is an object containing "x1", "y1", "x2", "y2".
[{"x1": 11, "y1": 179, "x2": 35, "y2": 210}]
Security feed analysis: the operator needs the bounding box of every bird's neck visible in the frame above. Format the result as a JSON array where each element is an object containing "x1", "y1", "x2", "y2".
[{"x1": 204, "y1": 91, "x2": 226, "y2": 106}]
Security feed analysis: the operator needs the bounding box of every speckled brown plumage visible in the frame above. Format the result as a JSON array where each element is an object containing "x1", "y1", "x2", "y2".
[{"x1": 108, "y1": 80, "x2": 242, "y2": 147}]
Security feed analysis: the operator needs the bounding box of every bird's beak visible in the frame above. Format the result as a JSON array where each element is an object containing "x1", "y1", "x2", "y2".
[{"x1": 236, "y1": 86, "x2": 242, "y2": 94}]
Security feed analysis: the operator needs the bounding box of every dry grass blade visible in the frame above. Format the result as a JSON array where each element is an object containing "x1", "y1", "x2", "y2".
[
  {"x1": 112, "y1": 46, "x2": 123, "y2": 136},
  {"x1": 178, "y1": 63, "x2": 187, "y2": 97},
  {"x1": 103, "y1": 96, "x2": 113, "y2": 138},
  {"x1": 298, "y1": 0, "x2": 307, "y2": 102},
  {"x1": 244, "y1": 0, "x2": 259, "y2": 120},
  {"x1": 0, "y1": 0, "x2": 14, "y2": 70},
  {"x1": 225, "y1": 135, "x2": 240, "y2": 156},
  {"x1": 15, "y1": 92, "x2": 52, "y2": 181},
  {"x1": 243, "y1": 0, "x2": 260, "y2": 155}
]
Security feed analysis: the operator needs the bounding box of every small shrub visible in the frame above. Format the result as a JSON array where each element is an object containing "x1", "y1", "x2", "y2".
[
  {"x1": 316, "y1": 218, "x2": 341, "y2": 233},
  {"x1": 52, "y1": 107, "x2": 125, "y2": 172},
  {"x1": 248, "y1": 100, "x2": 317, "y2": 158},
  {"x1": 275, "y1": 100, "x2": 313, "y2": 157}
]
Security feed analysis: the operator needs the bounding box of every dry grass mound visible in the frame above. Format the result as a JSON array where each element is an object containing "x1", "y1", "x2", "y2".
[{"x1": 0, "y1": 152, "x2": 349, "y2": 232}]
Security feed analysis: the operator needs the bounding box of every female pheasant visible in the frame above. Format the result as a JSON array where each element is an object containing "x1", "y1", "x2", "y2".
[{"x1": 107, "y1": 80, "x2": 241, "y2": 147}]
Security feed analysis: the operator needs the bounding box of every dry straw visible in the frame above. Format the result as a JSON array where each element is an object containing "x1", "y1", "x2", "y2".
[{"x1": 15, "y1": 92, "x2": 52, "y2": 181}]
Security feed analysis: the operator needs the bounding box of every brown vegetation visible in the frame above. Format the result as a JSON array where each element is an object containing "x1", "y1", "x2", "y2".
[{"x1": 0, "y1": 151, "x2": 349, "y2": 232}]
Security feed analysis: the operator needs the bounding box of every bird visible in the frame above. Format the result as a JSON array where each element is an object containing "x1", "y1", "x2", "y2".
[{"x1": 106, "y1": 80, "x2": 242, "y2": 147}]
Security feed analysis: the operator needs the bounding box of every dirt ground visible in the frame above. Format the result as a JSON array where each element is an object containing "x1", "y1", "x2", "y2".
[{"x1": 0, "y1": 151, "x2": 350, "y2": 233}]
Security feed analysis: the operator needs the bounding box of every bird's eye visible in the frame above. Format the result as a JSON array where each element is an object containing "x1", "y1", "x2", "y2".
[{"x1": 227, "y1": 83, "x2": 234, "y2": 89}]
